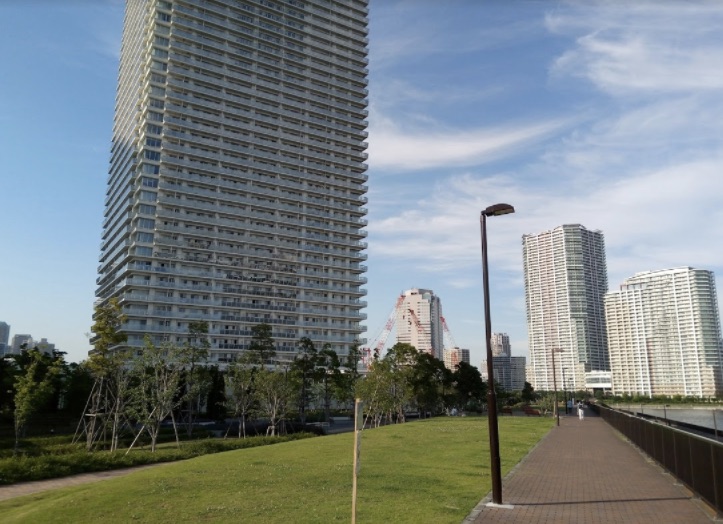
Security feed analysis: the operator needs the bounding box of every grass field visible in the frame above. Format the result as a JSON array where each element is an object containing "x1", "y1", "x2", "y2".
[{"x1": 0, "y1": 416, "x2": 552, "y2": 523}]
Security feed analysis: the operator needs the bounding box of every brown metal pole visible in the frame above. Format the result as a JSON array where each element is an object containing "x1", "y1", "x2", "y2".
[
  {"x1": 552, "y1": 349, "x2": 559, "y2": 426},
  {"x1": 481, "y1": 212, "x2": 502, "y2": 505}
]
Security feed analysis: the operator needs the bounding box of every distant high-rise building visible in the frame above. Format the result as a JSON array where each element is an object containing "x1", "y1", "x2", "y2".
[
  {"x1": 0, "y1": 322, "x2": 9, "y2": 356},
  {"x1": 443, "y1": 347, "x2": 470, "y2": 370},
  {"x1": 396, "y1": 288, "x2": 443, "y2": 359},
  {"x1": 484, "y1": 335, "x2": 525, "y2": 391},
  {"x1": 94, "y1": 0, "x2": 370, "y2": 363},
  {"x1": 11, "y1": 334, "x2": 33, "y2": 353},
  {"x1": 523, "y1": 224, "x2": 608, "y2": 391},
  {"x1": 460, "y1": 348, "x2": 470, "y2": 365},
  {"x1": 485, "y1": 355, "x2": 527, "y2": 392},
  {"x1": 605, "y1": 267, "x2": 723, "y2": 397},
  {"x1": 491, "y1": 333, "x2": 510, "y2": 357},
  {"x1": 35, "y1": 338, "x2": 57, "y2": 356}
]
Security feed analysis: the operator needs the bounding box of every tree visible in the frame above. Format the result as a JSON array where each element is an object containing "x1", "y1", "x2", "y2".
[
  {"x1": 128, "y1": 339, "x2": 183, "y2": 452},
  {"x1": 521, "y1": 381, "x2": 536, "y2": 404},
  {"x1": 204, "y1": 365, "x2": 226, "y2": 421},
  {"x1": 248, "y1": 323, "x2": 276, "y2": 365},
  {"x1": 356, "y1": 343, "x2": 416, "y2": 425},
  {"x1": 453, "y1": 361, "x2": 485, "y2": 411},
  {"x1": 179, "y1": 321, "x2": 210, "y2": 437},
  {"x1": 290, "y1": 337, "x2": 318, "y2": 425},
  {"x1": 333, "y1": 343, "x2": 362, "y2": 411},
  {"x1": 224, "y1": 354, "x2": 258, "y2": 438},
  {"x1": 13, "y1": 348, "x2": 62, "y2": 454},
  {"x1": 255, "y1": 366, "x2": 294, "y2": 436},
  {"x1": 410, "y1": 352, "x2": 450, "y2": 417},
  {"x1": 316, "y1": 345, "x2": 341, "y2": 423},
  {"x1": 83, "y1": 298, "x2": 130, "y2": 451}
]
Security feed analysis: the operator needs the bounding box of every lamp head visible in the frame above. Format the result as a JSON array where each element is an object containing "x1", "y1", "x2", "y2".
[{"x1": 482, "y1": 203, "x2": 515, "y2": 217}]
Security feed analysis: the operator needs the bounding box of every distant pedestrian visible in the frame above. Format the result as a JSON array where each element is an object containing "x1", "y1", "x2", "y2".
[{"x1": 577, "y1": 402, "x2": 585, "y2": 420}]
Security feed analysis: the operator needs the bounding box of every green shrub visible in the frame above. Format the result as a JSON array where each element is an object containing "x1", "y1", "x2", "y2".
[{"x1": 0, "y1": 433, "x2": 317, "y2": 485}]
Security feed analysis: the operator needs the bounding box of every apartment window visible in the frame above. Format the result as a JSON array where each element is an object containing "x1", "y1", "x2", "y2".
[
  {"x1": 138, "y1": 218, "x2": 155, "y2": 229},
  {"x1": 152, "y1": 48, "x2": 168, "y2": 59},
  {"x1": 146, "y1": 124, "x2": 163, "y2": 135},
  {"x1": 146, "y1": 137, "x2": 162, "y2": 148},
  {"x1": 140, "y1": 191, "x2": 157, "y2": 202},
  {"x1": 136, "y1": 246, "x2": 153, "y2": 256},
  {"x1": 136, "y1": 232, "x2": 154, "y2": 243},
  {"x1": 144, "y1": 150, "x2": 161, "y2": 161},
  {"x1": 148, "y1": 111, "x2": 164, "y2": 122},
  {"x1": 139, "y1": 204, "x2": 156, "y2": 214},
  {"x1": 142, "y1": 163, "x2": 160, "y2": 174}
]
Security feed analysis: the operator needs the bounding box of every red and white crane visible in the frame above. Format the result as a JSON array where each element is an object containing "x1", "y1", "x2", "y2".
[{"x1": 361, "y1": 294, "x2": 404, "y2": 366}]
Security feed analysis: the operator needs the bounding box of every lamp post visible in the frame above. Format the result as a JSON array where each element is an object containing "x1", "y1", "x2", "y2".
[
  {"x1": 551, "y1": 348, "x2": 563, "y2": 426},
  {"x1": 481, "y1": 203, "x2": 514, "y2": 506},
  {"x1": 562, "y1": 368, "x2": 568, "y2": 415}
]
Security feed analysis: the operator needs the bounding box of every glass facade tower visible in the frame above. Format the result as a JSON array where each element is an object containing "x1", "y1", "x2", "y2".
[{"x1": 96, "y1": 0, "x2": 369, "y2": 363}]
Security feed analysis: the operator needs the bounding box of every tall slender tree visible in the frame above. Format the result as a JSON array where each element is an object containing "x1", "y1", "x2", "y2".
[
  {"x1": 13, "y1": 348, "x2": 62, "y2": 454},
  {"x1": 180, "y1": 320, "x2": 210, "y2": 437},
  {"x1": 317, "y1": 345, "x2": 341, "y2": 423},
  {"x1": 83, "y1": 298, "x2": 130, "y2": 451},
  {"x1": 248, "y1": 323, "x2": 276, "y2": 365},
  {"x1": 128, "y1": 339, "x2": 183, "y2": 452},
  {"x1": 225, "y1": 353, "x2": 258, "y2": 438},
  {"x1": 291, "y1": 337, "x2": 317, "y2": 425}
]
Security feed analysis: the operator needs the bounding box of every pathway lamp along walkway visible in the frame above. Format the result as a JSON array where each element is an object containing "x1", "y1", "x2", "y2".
[
  {"x1": 480, "y1": 203, "x2": 515, "y2": 506},
  {"x1": 551, "y1": 348, "x2": 564, "y2": 426}
]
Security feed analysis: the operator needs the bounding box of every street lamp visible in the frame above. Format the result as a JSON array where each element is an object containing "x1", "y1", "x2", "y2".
[
  {"x1": 562, "y1": 367, "x2": 568, "y2": 415},
  {"x1": 481, "y1": 203, "x2": 514, "y2": 506},
  {"x1": 551, "y1": 348, "x2": 563, "y2": 426}
]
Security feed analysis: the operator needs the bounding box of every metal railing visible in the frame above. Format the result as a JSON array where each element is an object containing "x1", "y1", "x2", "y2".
[{"x1": 595, "y1": 404, "x2": 723, "y2": 515}]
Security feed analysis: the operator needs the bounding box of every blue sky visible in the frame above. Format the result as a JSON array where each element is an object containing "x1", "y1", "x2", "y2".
[{"x1": 1, "y1": 1, "x2": 722, "y2": 366}]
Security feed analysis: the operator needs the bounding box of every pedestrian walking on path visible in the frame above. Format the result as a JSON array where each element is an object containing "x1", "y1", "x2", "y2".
[
  {"x1": 578, "y1": 401, "x2": 585, "y2": 420},
  {"x1": 466, "y1": 412, "x2": 714, "y2": 523}
]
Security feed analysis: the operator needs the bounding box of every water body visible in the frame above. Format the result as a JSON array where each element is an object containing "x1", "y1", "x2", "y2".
[{"x1": 618, "y1": 405, "x2": 723, "y2": 432}]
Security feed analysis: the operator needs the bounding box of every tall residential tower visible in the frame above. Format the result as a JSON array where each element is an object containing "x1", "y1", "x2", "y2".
[
  {"x1": 95, "y1": 0, "x2": 370, "y2": 362},
  {"x1": 605, "y1": 268, "x2": 723, "y2": 397},
  {"x1": 522, "y1": 224, "x2": 608, "y2": 391},
  {"x1": 396, "y1": 288, "x2": 444, "y2": 360}
]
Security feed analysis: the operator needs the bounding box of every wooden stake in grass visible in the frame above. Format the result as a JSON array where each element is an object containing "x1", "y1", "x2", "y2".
[{"x1": 352, "y1": 398, "x2": 363, "y2": 524}]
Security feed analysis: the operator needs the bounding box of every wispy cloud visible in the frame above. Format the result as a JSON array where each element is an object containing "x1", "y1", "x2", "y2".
[
  {"x1": 548, "y1": 1, "x2": 723, "y2": 95},
  {"x1": 367, "y1": 116, "x2": 568, "y2": 171},
  {"x1": 371, "y1": 2, "x2": 544, "y2": 70}
]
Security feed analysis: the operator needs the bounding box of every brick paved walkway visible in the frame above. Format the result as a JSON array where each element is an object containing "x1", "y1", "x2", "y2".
[{"x1": 465, "y1": 410, "x2": 716, "y2": 523}]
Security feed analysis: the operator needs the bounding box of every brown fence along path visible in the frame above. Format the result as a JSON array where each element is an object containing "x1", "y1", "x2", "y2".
[{"x1": 466, "y1": 410, "x2": 716, "y2": 523}]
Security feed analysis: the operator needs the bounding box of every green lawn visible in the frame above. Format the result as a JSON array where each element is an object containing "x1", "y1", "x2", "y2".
[{"x1": 0, "y1": 416, "x2": 552, "y2": 523}]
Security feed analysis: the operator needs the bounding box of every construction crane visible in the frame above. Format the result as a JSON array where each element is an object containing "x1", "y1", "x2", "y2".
[
  {"x1": 405, "y1": 308, "x2": 433, "y2": 355},
  {"x1": 361, "y1": 294, "x2": 404, "y2": 366},
  {"x1": 441, "y1": 316, "x2": 457, "y2": 350}
]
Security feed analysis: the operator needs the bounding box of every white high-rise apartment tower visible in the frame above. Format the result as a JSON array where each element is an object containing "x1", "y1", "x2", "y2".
[
  {"x1": 396, "y1": 288, "x2": 443, "y2": 360},
  {"x1": 522, "y1": 224, "x2": 608, "y2": 391},
  {"x1": 605, "y1": 268, "x2": 723, "y2": 397},
  {"x1": 95, "y1": 0, "x2": 369, "y2": 362}
]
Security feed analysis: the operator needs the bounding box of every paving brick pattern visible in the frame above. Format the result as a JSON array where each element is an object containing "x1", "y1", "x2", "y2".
[{"x1": 466, "y1": 411, "x2": 716, "y2": 523}]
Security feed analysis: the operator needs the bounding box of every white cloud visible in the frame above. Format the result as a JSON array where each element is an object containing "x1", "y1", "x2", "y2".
[
  {"x1": 367, "y1": 117, "x2": 568, "y2": 171},
  {"x1": 548, "y1": 1, "x2": 723, "y2": 95}
]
